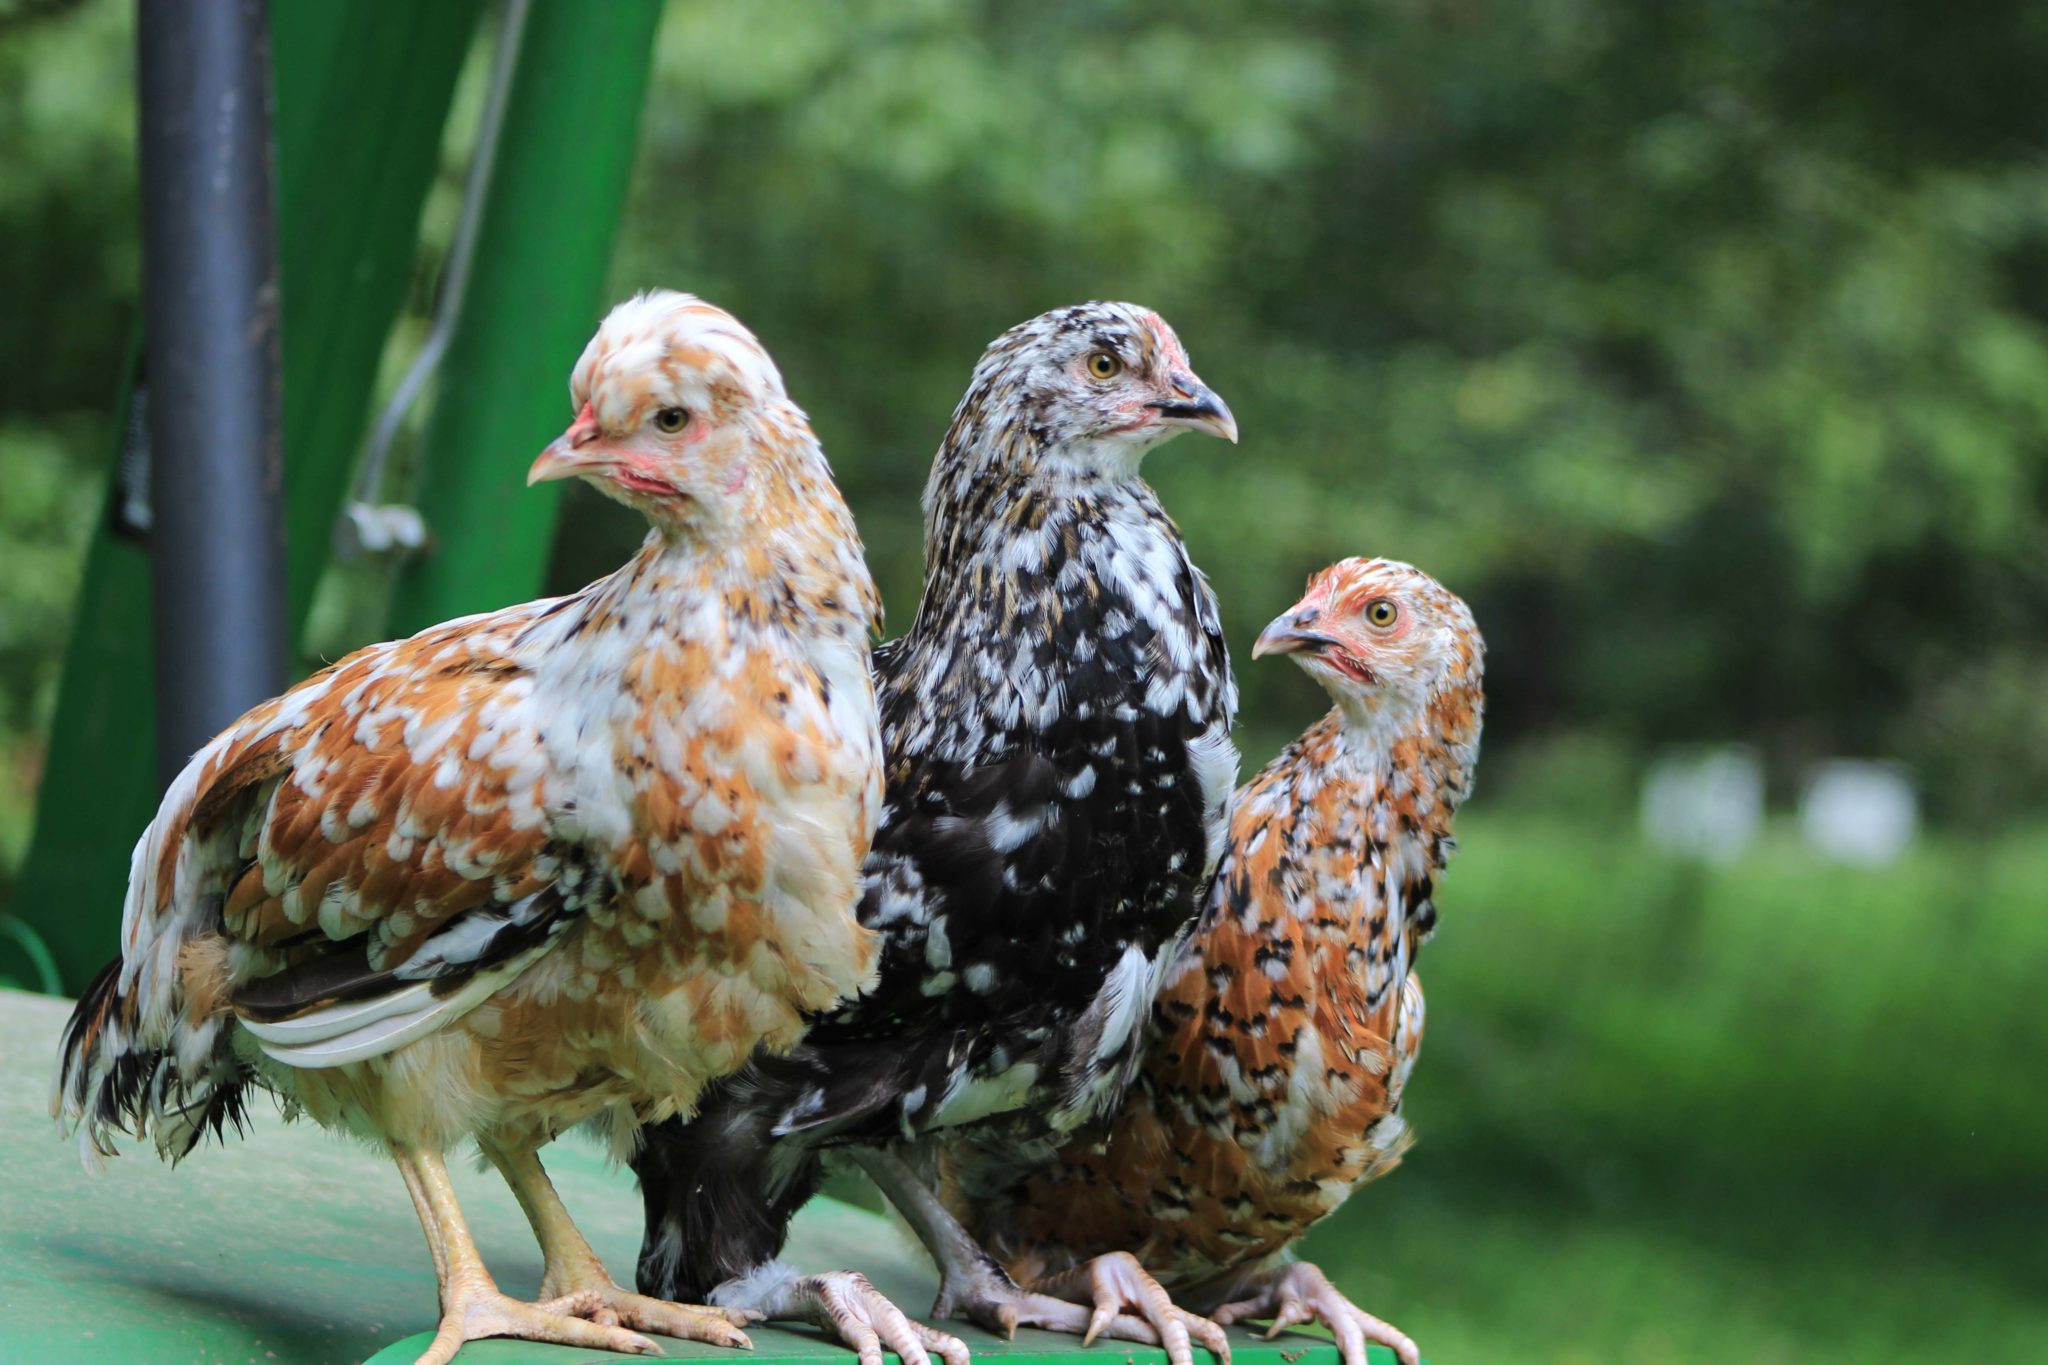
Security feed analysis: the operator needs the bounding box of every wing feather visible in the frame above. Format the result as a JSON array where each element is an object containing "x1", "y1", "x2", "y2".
[
  {"x1": 238, "y1": 948, "x2": 549, "y2": 1067},
  {"x1": 108, "y1": 604, "x2": 584, "y2": 1076}
]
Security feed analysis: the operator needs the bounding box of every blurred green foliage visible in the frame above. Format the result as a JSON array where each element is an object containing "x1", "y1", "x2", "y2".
[
  {"x1": 0, "y1": 0, "x2": 132, "y2": 873},
  {"x1": 2, "y1": 1, "x2": 2046, "y2": 1359},
  {"x1": 6, "y1": 0, "x2": 2048, "y2": 847},
  {"x1": 585, "y1": 0, "x2": 2048, "y2": 822}
]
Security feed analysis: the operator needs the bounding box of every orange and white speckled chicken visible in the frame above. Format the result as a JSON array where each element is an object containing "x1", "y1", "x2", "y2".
[
  {"x1": 53, "y1": 291, "x2": 885, "y2": 1365},
  {"x1": 942, "y1": 558, "x2": 1484, "y2": 1365}
]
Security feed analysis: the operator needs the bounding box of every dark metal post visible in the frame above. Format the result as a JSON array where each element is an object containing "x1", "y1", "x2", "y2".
[{"x1": 137, "y1": 0, "x2": 286, "y2": 786}]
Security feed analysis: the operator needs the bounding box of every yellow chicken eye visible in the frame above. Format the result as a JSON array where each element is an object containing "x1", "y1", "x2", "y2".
[
  {"x1": 1366, "y1": 599, "x2": 1399, "y2": 629},
  {"x1": 652, "y1": 407, "x2": 690, "y2": 434},
  {"x1": 1087, "y1": 351, "x2": 1122, "y2": 380}
]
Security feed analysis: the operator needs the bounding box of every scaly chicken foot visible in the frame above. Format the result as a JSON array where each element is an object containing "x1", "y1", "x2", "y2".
[
  {"x1": 847, "y1": 1148, "x2": 1225, "y2": 1365},
  {"x1": 792, "y1": 1270, "x2": 973, "y2": 1365},
  {"x1": 1206, "y1": 1261, "x2": 1418, "y2": 1365},
  {"x1": 845, "y1": 1149, "x2": 1118, "y2": 1351},
  {"x1": 926, "y1": 1242, "x2": 1074, "y2": 1338},
  {"x1": 714, "y1": 1264, "x2": 969, "y2": 1365},
  {"x1": 1029, "y1": 1253, "x2": 1233, "y2": 1365},
  {"x1": 934, "y1": 1248, "x2": 1230, "y2": 1365},
  {"x1": 481, "y1": 1137, "x2": 756, "y2": 1348},
  {"x1": 393, "y1": 1144, "x2": 664, "y2": 1365}
]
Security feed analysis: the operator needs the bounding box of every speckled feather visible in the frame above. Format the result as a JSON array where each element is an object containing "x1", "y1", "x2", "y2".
[
  {"x1": 634, "y1": 303, "x2": 1240, "y2": 1302},
  {"x1": 55, "y1": 293, "x2": 886, "y2": 1171},
  {"x1": 946, "y1": 559, "x2": 1482, "y2": 1288}
]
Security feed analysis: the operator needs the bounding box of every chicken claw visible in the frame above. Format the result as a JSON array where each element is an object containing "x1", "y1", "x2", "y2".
[
  {"x1": 413, "y1": 1282, "x2": 663, "y2": 1365},
  {"x1": 1209, "y1": 1262, "x2": 1417, "y2": 1365},
  {"x1": 535, "y1": 1284, "x2": 757, "y2": 1348},
  {"x1": 1035, "y1": 1253, "x2": 1232, "y2": 1365},
  {"x1": 790, "y1": 1270, "x2": 971, "y2": 1365},
  {"x1": 932, "y1": 1249, "x2": 1227, "y2": 1365},
  {"x1": 484, "y1": 1136, "x2": 757, "y2": 1349}
]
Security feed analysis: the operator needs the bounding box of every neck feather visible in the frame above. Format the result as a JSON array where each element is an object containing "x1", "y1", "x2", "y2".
[
  {"x1": 589, "y1": 476, "x2": 880, "y2": 648},
  {"x1": 1318, "y1": 675, "x2": 1483, "y2": 851}
]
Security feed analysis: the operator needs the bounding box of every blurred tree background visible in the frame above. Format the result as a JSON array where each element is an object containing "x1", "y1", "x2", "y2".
[{"x1": 2, "y1": 1, "x2": 2045, "y2": 1361}]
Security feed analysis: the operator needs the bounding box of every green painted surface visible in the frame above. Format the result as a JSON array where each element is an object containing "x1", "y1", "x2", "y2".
[
  {"x1": 17, "y1": 1, "x2": 486, "y2": 993},
  {"x1": 388, "y1": 0, "x2": 665, "y2": 637},
  {"x1": 1, "y1": 990, "x2": 1362, "y2": 1365}
]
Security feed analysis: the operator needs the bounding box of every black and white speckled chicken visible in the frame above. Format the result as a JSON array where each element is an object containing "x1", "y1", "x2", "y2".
[{"x1": 631, "y1": 302, "x2": 1241, "y2": 1362}]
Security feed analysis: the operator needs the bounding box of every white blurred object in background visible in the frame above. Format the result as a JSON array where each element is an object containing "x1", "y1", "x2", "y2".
[
  {"x1": 1800, "y1": 760, "x2": 1919, "y2": 866},
  {"x1": 1641, "y1": 745, "x2": 1763, "y2": 862}
]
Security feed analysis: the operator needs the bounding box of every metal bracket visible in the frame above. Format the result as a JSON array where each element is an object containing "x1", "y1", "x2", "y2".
[{"x1": 335, "y1": 0, "x2": 532, "y2": 564}]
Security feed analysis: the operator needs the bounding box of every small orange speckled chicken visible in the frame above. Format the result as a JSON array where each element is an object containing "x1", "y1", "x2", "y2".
[
  {"x1": 54, "y1": 292, "x2": 885, "y2": 1365},
  {"x1": 945, "y1": 558, "x2": 1483, "y2": 1365}
]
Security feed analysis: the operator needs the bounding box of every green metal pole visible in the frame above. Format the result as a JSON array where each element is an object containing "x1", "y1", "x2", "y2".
[
  {"x1": 17, "y1": 2, "x2": 485, "y2": 992},
  {"x1": 389, "y1": 0, "x2": 665, "y2": 634}
]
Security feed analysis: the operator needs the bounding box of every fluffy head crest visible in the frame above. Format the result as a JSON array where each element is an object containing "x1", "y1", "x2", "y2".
[{"x1": 571, "y1": 290, "x2": 789, "y2": 431}]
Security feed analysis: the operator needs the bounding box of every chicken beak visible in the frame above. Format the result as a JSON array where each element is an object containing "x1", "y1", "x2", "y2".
[
  {"x1": 1252, "y1": 593, "x2": 1343, "y2": 660},
  {"x1": 527, "y1": 401, "x2": 607, "y2": 486},
  {"x1": 1252, "y1": 614, "x2": 1343, "y2": 660},
  {"x1": 1150, "y1": 376, "x2": 1239, "y2": 445}
]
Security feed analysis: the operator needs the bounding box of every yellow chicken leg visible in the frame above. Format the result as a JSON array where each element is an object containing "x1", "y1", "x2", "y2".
[
  {"x1": 393, "y1": 1144, "x2": 667, "y2": 1365},
  {"x1": 481, "y1": 1138, "x2": 757, "y2": 1349}
]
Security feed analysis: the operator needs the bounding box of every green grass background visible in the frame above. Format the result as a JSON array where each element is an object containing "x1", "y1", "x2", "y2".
[{"x1": 1297, "y1": 815, "x2": 2048, "y2": 1363}]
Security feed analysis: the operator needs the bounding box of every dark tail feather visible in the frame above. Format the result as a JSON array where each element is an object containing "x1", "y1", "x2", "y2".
[
  {"x1": 55, "y1": 959, "x2": 123, "y2": 1097},
  {"x1": 54, "y1": 957, "x2": 250, "y2": 1165},
  {"x1": 55, "y1": 959, "x2": 147, "y2": 1158}
]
